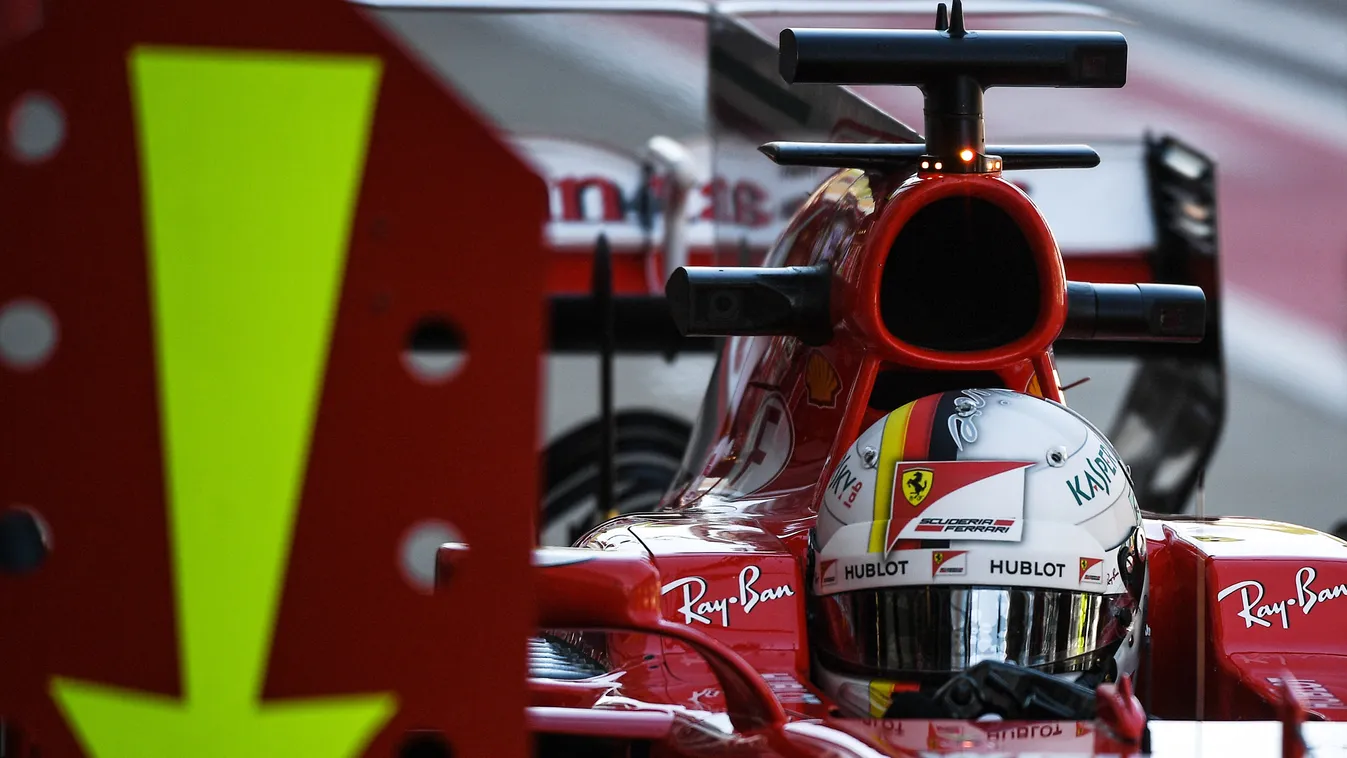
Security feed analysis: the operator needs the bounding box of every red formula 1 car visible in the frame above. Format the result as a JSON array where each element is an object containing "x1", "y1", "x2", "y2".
[{"x1": 514, "y1": 4, "x2": 1347, "y2": 757}]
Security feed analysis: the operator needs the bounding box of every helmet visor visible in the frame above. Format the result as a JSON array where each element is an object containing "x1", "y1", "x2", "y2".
[{"x1": 814, "y1": 585, "x2": 1133, "y2": 679}]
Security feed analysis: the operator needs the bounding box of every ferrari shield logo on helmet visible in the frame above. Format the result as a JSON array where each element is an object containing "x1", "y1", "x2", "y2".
[
  {"x1": 882, "y1": 460, "x2": 1032, "y2": 550},
  {"x1": 902, "y1": 468, "x2": 933, "y2": 506}
]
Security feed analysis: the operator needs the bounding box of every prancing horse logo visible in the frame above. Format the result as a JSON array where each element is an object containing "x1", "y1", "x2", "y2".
[{"x1": 902, "y1": 468, "x2": 933, "y2": 507}]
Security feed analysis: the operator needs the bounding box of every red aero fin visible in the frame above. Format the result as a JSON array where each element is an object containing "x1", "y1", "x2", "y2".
[
  {"x1": 1096, "y1": 674, "x2": 1147, "y2": 747},
  {"x1": 1276, "y1": 673, "x2": 1309, "y2": 758}
]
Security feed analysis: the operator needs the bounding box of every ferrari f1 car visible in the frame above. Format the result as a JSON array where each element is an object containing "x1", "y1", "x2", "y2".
[{"x1": 507, "y1": 3, "x2": 1347, "y2": 756}]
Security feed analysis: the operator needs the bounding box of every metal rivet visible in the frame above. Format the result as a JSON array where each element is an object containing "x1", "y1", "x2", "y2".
[
  {"x1": 0, "y1": 298, "x2": 58, "y2": 370},
  {"x1": 861, "y1": 447, "x2": 879, "y2": 468},
  {"x1": 9, "y1": 92, "x2": 65, "y2": 163},
  {"x1": 1046, "y1": 446, "x2": 1068, "y2": 467},
  {"x1": 398, "y1": 519, "x2": 463, "y2": 593},
  {"x1": 402, "y1": 317, "x2": 466, "y2": 384}
]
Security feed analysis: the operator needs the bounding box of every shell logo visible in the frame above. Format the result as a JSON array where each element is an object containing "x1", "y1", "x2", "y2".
[{"x1": 805, "y1": 350, "x2": 841, "y2": 408}]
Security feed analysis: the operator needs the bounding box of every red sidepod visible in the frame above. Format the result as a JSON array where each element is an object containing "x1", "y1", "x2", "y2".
[
  {"x1": 571, "y1": 518, "x2": 818, "y2": 714},
  {"x1": 1146, "y1": 518, "x2": 1347, "y2": 721},
  {"x1": 502, "y1": 542, "x2": 848, "y2": 757}
]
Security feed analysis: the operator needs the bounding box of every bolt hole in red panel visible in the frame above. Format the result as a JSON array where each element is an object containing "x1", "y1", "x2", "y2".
[
  {"x1": 0, "y1": 1, "x2": 547, "y2": 756},
  {"x1": 403, "y1": 317, "x2": 469, "y2": 384}
]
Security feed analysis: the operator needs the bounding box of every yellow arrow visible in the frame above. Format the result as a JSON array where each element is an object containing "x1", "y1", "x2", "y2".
[{"x1": 51, "y1": 46, "x2": 395, "y2": 756}]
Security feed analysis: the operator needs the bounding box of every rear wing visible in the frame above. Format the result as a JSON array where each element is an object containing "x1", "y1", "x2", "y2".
[{"x1": 1073, "y1": 136, "x2": 1225, "y2": 515}]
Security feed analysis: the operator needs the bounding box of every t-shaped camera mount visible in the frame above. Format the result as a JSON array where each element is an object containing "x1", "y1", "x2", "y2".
[{"x1": 768, "y1": 0, "x2": 1128, "y2": 174}]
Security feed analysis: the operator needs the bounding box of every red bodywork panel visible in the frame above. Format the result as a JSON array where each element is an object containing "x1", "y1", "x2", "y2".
[
  {"x1": 545, "y1": 514, "x2": 1347, "y2": 755},
  {"x1": 1, "y1": 1, "x2": 546, "y2": 755},
  {"x1": 1146, "y1": 518, "x2": 1347, "y2": 722}
]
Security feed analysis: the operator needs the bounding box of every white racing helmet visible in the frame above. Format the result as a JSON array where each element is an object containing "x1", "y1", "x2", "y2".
[{"x1": 809, "y1": 389, "x2": 1148, "y2": 718}]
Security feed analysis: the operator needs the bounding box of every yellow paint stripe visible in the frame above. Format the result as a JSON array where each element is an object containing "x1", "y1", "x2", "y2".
[
  {"x1": 868, "y1": 680, "x2": 893, "y2": 718},
  {"x1": 868, "y1": 402, "x2": 913, "y2": 553}
]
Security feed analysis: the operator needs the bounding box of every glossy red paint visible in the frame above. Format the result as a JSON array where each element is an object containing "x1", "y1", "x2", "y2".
[
  {"x1": 1140, "y1": 519, "x2": 1347, "y2": 722},
  {"x1": 0, "y1": 2, "x2": 546, "y2": 756},
  {"x1": 850, "y1": 174, "x2": 1067, "y2": 373},
  {"x1": 527, "y1": 547, "x2": 665, "y2": 630},
  {"x1": 1096, "y1": 675, "x2": 1147, "y2": 745},
  {"x1": 1271, "y1": 676, "x2": 1310, "y2": 758},
  {"x1": 528, "y1": 677, "x2": 627, "y2": 709},
  {"x1": 831, "y1": 717, "x2": 1113, "y2": 754},
  {"x1": 510, "y1": 544, "x2": 791, "y2": 735},
  {"x1": 1238, "y1": 657, "x2": 1347, "y2": 721},
  {"x1": 632, "y1": 520, "x2": 805, "y2": 659},
  {"x1": 527, "y1": 706, "x2": 674, "y2": 739},
  {"x1": 661, "y1": 668, "x2": 835, "y2": 722}
]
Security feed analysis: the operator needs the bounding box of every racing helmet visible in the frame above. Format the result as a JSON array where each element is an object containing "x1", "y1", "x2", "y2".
[{"x1": 809, "y1": 388, "x2": 1148, "y2": 718}]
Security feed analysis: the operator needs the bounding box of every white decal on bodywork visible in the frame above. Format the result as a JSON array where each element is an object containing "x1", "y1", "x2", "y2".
[
  {"x1": 1216, "y1": 566, "x2": 1347, "y2": 630},
  {"x1": 660, "y1": 565, "x2": 795, "y2": 628}
]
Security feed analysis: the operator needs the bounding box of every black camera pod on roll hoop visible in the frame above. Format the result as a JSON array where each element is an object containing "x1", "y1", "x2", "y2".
[
  {"x1": 666, "y1": 267, "x2": 1206, "y2": 348},
  {"x1": 664, "y1": 0, "x2": 1220, "y2": 518},
  {"x1": 668, "y1": 0, "x2": 1205, "y2": 347},
  {"x1": 770, "y1": 0, "x2": 1125, "y2": 174}
]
